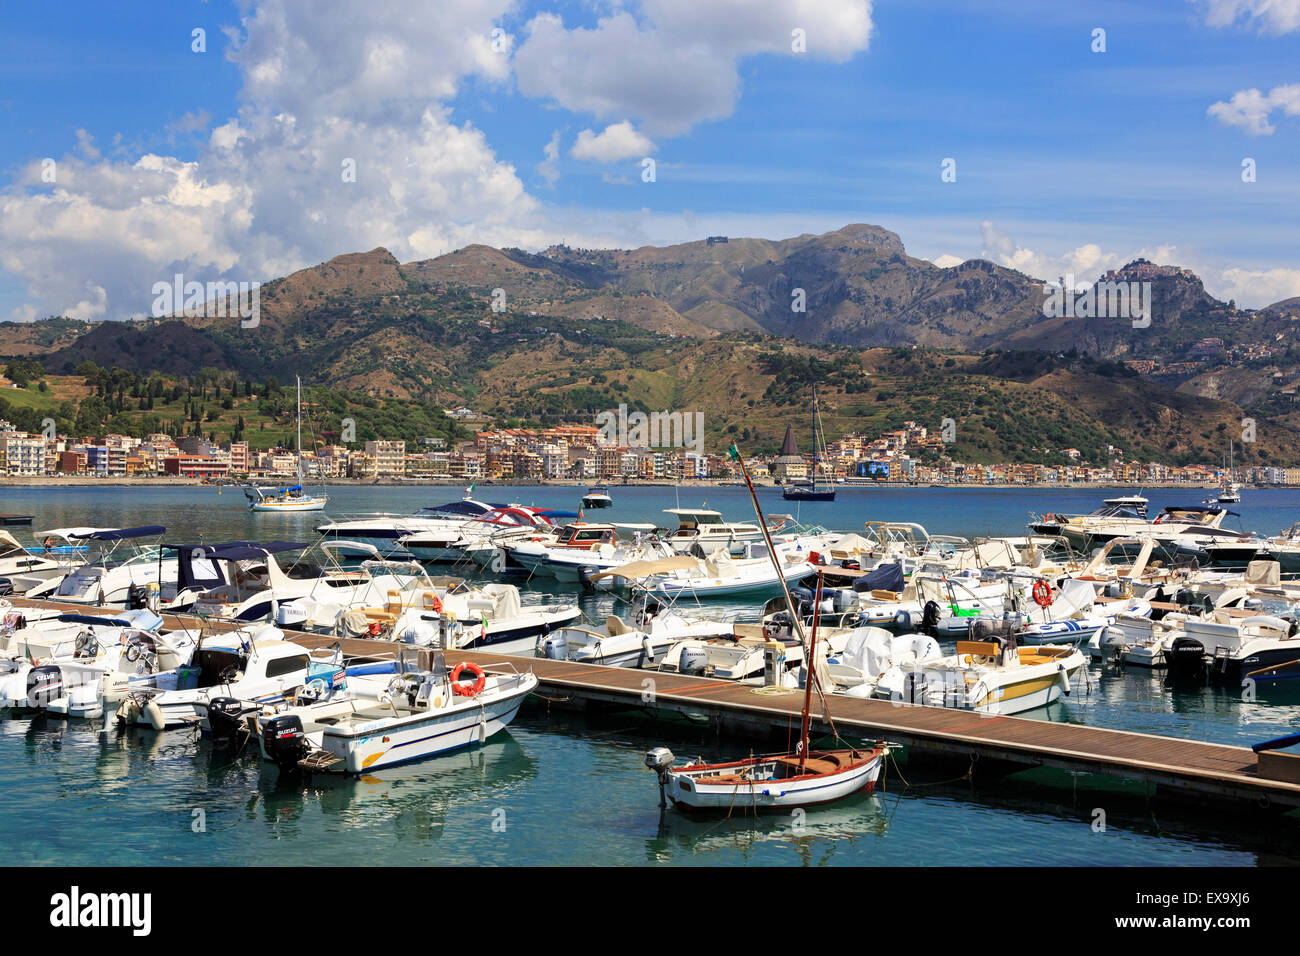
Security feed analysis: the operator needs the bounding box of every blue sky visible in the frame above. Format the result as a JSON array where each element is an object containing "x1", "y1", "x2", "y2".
[{"x1": 1, "y1": 0, "x2": 1298, "y2": 323}]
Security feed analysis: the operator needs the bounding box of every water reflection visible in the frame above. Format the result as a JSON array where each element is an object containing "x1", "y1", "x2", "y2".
[{"x1": 646, "y1": 791, "x2": 892, "y2": 864}]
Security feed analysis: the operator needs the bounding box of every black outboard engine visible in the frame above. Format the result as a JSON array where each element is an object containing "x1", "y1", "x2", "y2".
[
  {"x1": 26, "y1": 665, "x2": 63, "y2": 708},
  {"x1": 1167, "y1": 637, "x2": 1208, "y2": 684},
  {"x1": 789, "y1": 586, "x2": 814, "y2": 620},
  {"x1": 577, "y1": 566, "x2": 600, "y2": 593},
  {"x1": 206, "y1": 697, "x2": 248, "y2": 746},
  {"x1": 126, "y1": 583, "x2": 149, "y2": 610},
  {"x1": 918, "y1": 600, "x2": 942, "y2": 637},
  {"x1": 261, "y1": 715, "x2": 310, "y2": 772}
]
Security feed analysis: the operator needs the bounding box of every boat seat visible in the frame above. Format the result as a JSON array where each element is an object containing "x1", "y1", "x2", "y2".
[{"x1": 606, "y1": 616, "x2": 629, "y2": 636}]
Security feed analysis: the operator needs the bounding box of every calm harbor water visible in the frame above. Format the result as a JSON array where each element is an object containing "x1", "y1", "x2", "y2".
[{"x1": 2, "y1": 483, "x2": 1299, "y2": 866}]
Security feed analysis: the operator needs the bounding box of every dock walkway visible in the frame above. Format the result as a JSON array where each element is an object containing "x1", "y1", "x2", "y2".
[{"x1": 11, "y1": 597, "x2": 1300, "y2": 809}]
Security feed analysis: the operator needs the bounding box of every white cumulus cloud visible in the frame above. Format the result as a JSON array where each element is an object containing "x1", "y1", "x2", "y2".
[
  {"x1": 571, "y1": 121, "x2": 656, "y2": 162},
  {"x1": 1195, "y1": 0, "x2": 1300, "y2": 34},
  {"x1": 514, "y1": 1, "x2": 873, "y2": 137},
  {"x1": 1207, "y1": 83, "x2": 1300, "y2": 134},
  {"x1": 0, "y1": 0, "x2": 542, "y2": 323}
]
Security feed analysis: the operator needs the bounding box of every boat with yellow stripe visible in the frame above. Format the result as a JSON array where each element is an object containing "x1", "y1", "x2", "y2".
[{"x1": 875, "y1": 626, "x2": 1085, "y2": 715}]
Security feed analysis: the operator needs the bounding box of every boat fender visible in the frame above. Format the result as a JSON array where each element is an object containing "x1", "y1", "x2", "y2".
[
  {"x1": 144, "y1": 700, "x2": 166, "y2": 731},
  {"x1": 893, "y1": 610, "x2": 911, "y2": 630},
  {"x1": 641, "y1": 634, "x2": 655, "y2": 664},
  {"x1": 1057, "y1": 663, "x2": 1071, "y2": 696}
]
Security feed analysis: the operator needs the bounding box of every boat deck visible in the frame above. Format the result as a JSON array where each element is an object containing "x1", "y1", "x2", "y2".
[{"x1": 11, "y1": 596, "x2": 1300, "y2": 810}]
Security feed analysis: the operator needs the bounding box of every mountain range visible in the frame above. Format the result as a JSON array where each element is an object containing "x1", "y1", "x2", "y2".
[{"x1": 2, "y1": 224, "x2": 1298, "y2": 465}]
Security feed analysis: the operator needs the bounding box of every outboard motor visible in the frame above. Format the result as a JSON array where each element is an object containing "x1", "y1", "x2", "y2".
[
  {"x1": 918, "y1": 600, "x2": 941, "y2": 637},
  {"x1": 206, "y1": 697, "x2": 248, "y2": 746},
  {"x1": 126, "y1": 583, "x2": 149, "y2": 610},
  {"x1": 1167, "y1": 637, "x2": 1208, "y2": 684},
  {"x1": 577, "y1": 566, "x2": 600, "y2": 593},
  {"x1": 26, "y1": 665, "x2": 63, "y2": 708},
  {"x1": 0, "y1": 577, "x2": 12, "y2": 597},
  {"x1": 678, "y1": 646, "x2": 709, "y2": 676},
  {"x1": 261, "y1": 715, "x2": 310, "y2": 772},
  {"x1": 541, "y1": 633, "x2": 569, "y2": 661}
]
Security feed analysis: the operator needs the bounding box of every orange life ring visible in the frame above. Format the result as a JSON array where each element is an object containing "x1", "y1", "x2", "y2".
[
  {"x1": 450, "y1": 661, "x2": 486, "y2": 697},
  {"x1": 1032, "y1": 580, "x2": 1054, "y2": 608}
]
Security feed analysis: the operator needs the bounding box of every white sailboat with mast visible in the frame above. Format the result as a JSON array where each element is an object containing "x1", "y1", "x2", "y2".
[
  {"x1": 645, "y1": 442, "x2": 890, "y2": 812},
  {"x1": 243, "y1": 377, "x2": 329, "y2": 512}
]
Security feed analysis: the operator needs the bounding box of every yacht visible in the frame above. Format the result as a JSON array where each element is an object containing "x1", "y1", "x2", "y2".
[
  {"x1": 581, "y1": 487, "x2": 613, "y2": 509},
  {"x1": 397, "y1": 505, "x2": 563, "y2": 564},
  {"x1": 315, "y1": 493, "x2": 505, "y2": 558},
  {"x1": 662, "y1": 508, "x2": 766, "y2": 554},
  {"x1": 504, "y1": 521, "x2": 667, "y2": 582}
]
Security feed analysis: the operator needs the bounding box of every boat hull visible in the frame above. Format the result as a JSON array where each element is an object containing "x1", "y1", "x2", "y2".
[
  {"x1": 664, "y1": 750, "x2": 883, "y2": 811},
  {"x1": 309, "y1": 682, "x2": 532, "y2": 774}
]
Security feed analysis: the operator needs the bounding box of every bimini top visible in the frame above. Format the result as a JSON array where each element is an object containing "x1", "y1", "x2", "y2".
[
  {"x1": 55, "y1": 608, "x2": 166, "y2": 631},
  {"x1": 70, "y1": 525, "x2": 166, "y2": 541},
  {"x1": 663, "y1": 508, "x2": 724, "y2": 520},
  {"x1": 165, "y1": 541, "x2": 307, "y2": 561}
]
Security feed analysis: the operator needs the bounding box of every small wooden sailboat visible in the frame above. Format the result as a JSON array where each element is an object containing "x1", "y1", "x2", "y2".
[
  {"x1": 244, "y1": 377, "x2": 328, "y2": 512},
  {"x1": 646, "y1": 444, "x2": 889, "y2": 812}
]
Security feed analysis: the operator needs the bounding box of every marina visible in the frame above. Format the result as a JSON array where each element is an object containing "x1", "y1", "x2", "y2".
[{"x1": 2, "y1": 483, "x2": 1300, "y2": 867}]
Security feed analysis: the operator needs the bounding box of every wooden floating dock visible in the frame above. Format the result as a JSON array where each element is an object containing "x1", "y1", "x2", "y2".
[{"x1": 12, "y1": 597, "x2": 1300, "y2": 810}]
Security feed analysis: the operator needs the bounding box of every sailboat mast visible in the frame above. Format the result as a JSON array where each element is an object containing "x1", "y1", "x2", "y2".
[
  {"x1": 296, "y1": 376, "x2": 303, "y2": 484},
  {"x1": 798, "y1": 568, "x2": 824, "y2": 768},
  {"x1": 730, "y1": 443, "x2": 839, "y2": 737},
  {"x1": 811, "y1": 381, "x2": 817, "y2": 491}
]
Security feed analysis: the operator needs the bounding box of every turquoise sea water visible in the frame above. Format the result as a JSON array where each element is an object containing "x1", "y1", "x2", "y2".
[{"x1": 2, "y1": 483, "x2": 1299, "y2": 866}]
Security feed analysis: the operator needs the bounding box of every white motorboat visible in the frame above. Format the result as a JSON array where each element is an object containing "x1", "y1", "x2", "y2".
[
  {"x1": 662, "y1": 508, "x2": 766, "y2": 554},
  {"x1": 0, "y1": 609, "x2": 173, "y2": 714},
  {"x1": 25, "y1": 526, "x2": 188, "y2": 609},
  {"x1": 636, "y1": 542, "x2": 818, "y2": 600},
  {"x1": 254, "y1": 654, "x2": 537, "y2": 775},
  {"x1": 504, "y1": 522, "x2": 668, "y2": 582},
  {"x1": 315, "y1": 490, "x2": 506, "y2": 559},
  {"x1": 0, "y1": 530, "x2": 82, "y2": 595},
  {"x1": 114, "y1": 628, "x2": 329, "y2": 730},
  {"x1": 1166, "y1": 611, "x2": 1300, "y2": 685},
  {"x1": 538, "y1": 589, "x2": 734, "y2": 668},
  {"x1": 875, "y1": 625, "x2": 1086, "y2": 715},
  {"x1": 581, "y1": 487, "x2": 613, "y2": 509},
  {"x1": 397, "y1": 506, "x2": 561, "y2": 563},
  {"x1": 376, "y1": 576, "x2": 580, "y2": 656}
]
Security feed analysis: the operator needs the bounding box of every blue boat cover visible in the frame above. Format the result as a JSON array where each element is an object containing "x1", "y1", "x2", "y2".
[
  {"x1": 852, "y1": 561, "x2": 905, "y2": 593},
  {"x1": 72, "y1": 525, "x2": 166, "y2": 540}
]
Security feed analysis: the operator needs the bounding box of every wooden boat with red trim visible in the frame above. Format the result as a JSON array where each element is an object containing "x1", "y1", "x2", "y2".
[{"x1": 646, "y1": 745, "x2": 889, "y2": 811}]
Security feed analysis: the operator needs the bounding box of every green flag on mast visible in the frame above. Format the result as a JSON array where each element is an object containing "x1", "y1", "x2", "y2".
[{"x1": 728, "y1": 443, "x2": 741, "y2": 461}]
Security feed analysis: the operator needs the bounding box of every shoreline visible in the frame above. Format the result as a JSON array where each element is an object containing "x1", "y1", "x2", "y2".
[{"x1": 0, "y1": 476, "x2": 1258, "y2": 491}]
